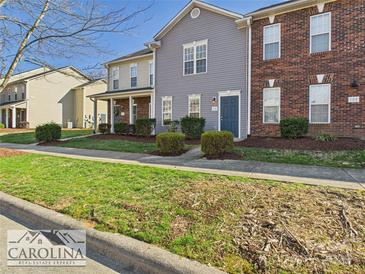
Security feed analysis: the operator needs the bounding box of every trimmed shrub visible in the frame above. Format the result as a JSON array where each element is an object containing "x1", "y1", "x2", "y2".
[
  {"x1": 315, "y1": 133, "x2": 337, "y2": 142},
  {"x1": 280, "y1": 118, "x2": 308, "y2": 139},
  {"x1": 164, "y1": 120, "x2": 179, "y2": 132},
  {"x1": 180, "y1": 116, "x2": 205, "y2": 139},
  {"x1": 201, "y1": 131, "x2": 234, "y2": 158},
  {"x1": 98, "y1": 123, "x2": 111, "y2": 134},
  {"x1": 35, "y1": 123, "x2": 61, "y2": 142},
  {"x1": 135, "y1": 118, "x2": 156, "y2": 137},
  {"x1": 114, "y1": 122, "x2": 128, "y2": 135},
  {"x1": 0, "y1": 123, "x2": 4, "y2": 129},
  {"x1": 156, "y1": 132, "x2": 185, "y2": 155}
]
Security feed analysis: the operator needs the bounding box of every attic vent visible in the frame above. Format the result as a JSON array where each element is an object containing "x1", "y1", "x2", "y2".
[{"x1": 190, "y1": 8, "x2": 200, "y2": 19}]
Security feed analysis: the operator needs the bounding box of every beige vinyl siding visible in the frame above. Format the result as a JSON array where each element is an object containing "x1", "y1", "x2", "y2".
[{"x1": 108, "y1": 55, "x2": 153, "y2": 91}]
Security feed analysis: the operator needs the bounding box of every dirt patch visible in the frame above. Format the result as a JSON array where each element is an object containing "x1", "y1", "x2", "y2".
[
  {"x1": 236, "y1": 136, "x2": 365, "y2": 151},
  {"x1": 171, "y1": 216, "x2": 191, "y2": 238},
  {"x1": 171, "y1": 180, "x2": 365, "y2": 273},
  {"x1": 0, "y1": 148, "x2": 27, "y2": 158}
]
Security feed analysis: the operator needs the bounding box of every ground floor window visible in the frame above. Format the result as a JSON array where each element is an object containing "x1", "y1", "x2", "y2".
[
  {"x1": 132, "y1": 102, "x2": 137, "y2": 124},
  {"x1": 263, "y1": 87, "x2": 280, "y2": 123},
  {"x1": 188, "y1": 94, "x2": 200, "y2": 118},
  {"x1": 162, "y1": 96, "x2": 172, "y2": 125},
  {"x1": 309, "y1": 84, "x2": 330, "y2": 123}
]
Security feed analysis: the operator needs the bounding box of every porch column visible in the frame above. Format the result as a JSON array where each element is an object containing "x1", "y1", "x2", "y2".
[
  {"x1": 110, "y1": 98, "x2": 114, "y2": 133},
  {"x1": 129, "y1": 96, "x2": 133, "y2": 124},
  {"x1": 12, "y1": 106, "x2": 16, "y2": 128},
  {"x1": 93, "y1": 99, "x2": 98, "y2": 134},
  {"x1": 0, "y1": 108, "x2": 2, "y2": 126},
  {"x1": 5, "y1": 108, "x2": 9, "y2": 128},
  {"x1": 150, "y1": 93, "x2": 155, "y2": 118}
]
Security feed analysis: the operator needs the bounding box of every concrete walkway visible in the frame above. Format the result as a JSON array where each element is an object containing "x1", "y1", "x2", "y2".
[{"x1": 0, "y1": 143, "x2": 364, "y2": 190}]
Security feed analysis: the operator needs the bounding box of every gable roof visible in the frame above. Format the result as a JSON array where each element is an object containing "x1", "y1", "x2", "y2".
[
  {"x1": 154, "y1": 0, "x2": 243, "y2": 40},
  {"x1": 73, "y1": 78, "x2": 106, "y2": 89},
  {"x1": 105, "y1": 48, "x2": 153, "y2": 66}
]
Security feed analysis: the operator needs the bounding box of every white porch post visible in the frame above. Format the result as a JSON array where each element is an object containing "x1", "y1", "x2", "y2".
[
  {"x1": 110, "y1": 98, "x2": 114, "y2": 133},
  {"x1": 93, "y1": 99, "x2": 98, "y2": 133},
  {"x1": 129, "y1": 96, "x2": 133, "y2": 124},
  {"x1": 150, "y1": 93, "x2": 155, "y2": 118},
  {"x1": 12, "y1": 106, "x2": 16, "y2": 128},
  {"x1": 5, "y1": 108, "x2": 9, "y2": 128}
]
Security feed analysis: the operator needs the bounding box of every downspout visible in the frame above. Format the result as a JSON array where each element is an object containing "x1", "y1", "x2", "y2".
[{"x1": 247, "y1": 18, "x2": 252, "y2": 136}]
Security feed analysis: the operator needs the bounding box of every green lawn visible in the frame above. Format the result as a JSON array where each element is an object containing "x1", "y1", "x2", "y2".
[
  {"x1": 235, "y1": 147, "x2": 365, "y2": 169},
  {"x1": 57, "y1": 138, "x2": 157, "y2": 153},
  {"x1": 0, "y1": 153, "x2": 364, "y2": 273},
  {"x1": 0, "y1": 130, "x2": 93, "y2": 144}
]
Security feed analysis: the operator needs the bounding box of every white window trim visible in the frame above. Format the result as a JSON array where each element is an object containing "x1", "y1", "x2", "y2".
[
  {"x1": 263, "y1": 87, "x2": 281, "y2": 124},
  {"x1": 188, "y1": 94, "x2": 201, "y2": 118},
  {"x1": 111, "y1": 66, "x2": 119, "y2": 90},
  {"x1": 263, "y1": 23, "x2": 281, "y2": 60},
  {"x1": 149, "y1": 60, "x2": 154, "y2": 87},
  {"x1": 218, "y1": 90, "x2": 241, "y2": 139},
  {"x1": 161, "y1": 96, "x2": 172, "y2": 126},
  {"x1": 183, "y1": 39, "x2": 208, "y2": 76},
  {"x1": 310, "y1": 12, "x2": 331, "y2": 54},
  {"x1": 309, "y1": 84, "x2": 331, "y2": 124},
  {"x1": 130, "y1": 63, "x2": 138, "y2": 88}
]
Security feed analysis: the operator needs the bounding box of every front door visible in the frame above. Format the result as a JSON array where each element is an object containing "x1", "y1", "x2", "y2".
[{"x1": 220, "y1": 95, "x2": 239, "y2": 137}]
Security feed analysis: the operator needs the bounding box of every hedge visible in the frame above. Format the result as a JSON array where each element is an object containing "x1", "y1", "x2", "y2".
[
  {"x1": 156, "y1": 132, "x2": 185, "y2": 155},
  {"x1": 35, "y1": 123, "x2": 61, "y2": 142},
  {"x1": 114, "y1": 122, "x2": 128, "y2": 135},
  {"x1": 98, "y1": 123, "x2": 111, "y2": 134},
  {"x1": 280, "y1": 118, "x2": 308, "y2": 139},
  {"x1": 201, "y1": 131, "x2": 234, "y2": 158},
  {"x1": 180, "y1": 116, "x2": 205, "y2": 139},
  {"x1": 135, "y1": 118, "x2": 156, "y2": 137}
]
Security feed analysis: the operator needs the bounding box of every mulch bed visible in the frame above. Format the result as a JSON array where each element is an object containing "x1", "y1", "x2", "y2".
[
  {"x1": 0, "y1": 148, "x2": 27, "y2": 158},
  {"x1": 236, "y1": 136, "x2": 365, "y2": 151}
]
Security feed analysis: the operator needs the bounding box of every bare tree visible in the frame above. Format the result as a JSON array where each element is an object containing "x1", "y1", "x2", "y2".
[{"x1": 0, "y1": 0, "x2": 152, "y2": 92}]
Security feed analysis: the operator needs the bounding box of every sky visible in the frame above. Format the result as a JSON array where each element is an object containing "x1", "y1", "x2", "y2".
[{"x1": 15, "y1": 0, "x2": 284, "y2": 75}]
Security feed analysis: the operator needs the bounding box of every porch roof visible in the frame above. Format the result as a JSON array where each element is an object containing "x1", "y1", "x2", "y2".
[
  {"x1": 0, "y1": 100, "x2": 26, "y2": 108},
  {"x1": 88, "y1": 87, "x2": 153, "y2": 100}
]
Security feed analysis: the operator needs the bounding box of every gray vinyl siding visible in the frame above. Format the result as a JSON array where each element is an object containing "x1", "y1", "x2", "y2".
[{"x1": 155, "y1": 8, "x2": 248, "y2": 138}]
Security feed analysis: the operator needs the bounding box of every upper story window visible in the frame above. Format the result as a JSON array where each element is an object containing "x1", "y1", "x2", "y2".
[
  {"x1": 188, "y1": 94, "x2": 200, "y2": 118},
  {"x1": 8, "y1": 94, "x2": 11, "y2": 101},
  {"x1": 263, "y1": 24, "x2": 280, "y2": 60},
  {"x1": 149, "y1": 61, "x2": 154, "y2": 86},
  {"x1": 111, "y1": 67, "x2": 119, "y2": 90},
  {"x1": 21, "y1": 92, "x2": 25, "y2": 100},
  {"x1": 130, "y1": 64, "x2": 137, "y2": 88},
  {"x1": 310, "y1": 13, "x2": 331, "y2": 53},
  {"x1": 263, "y1": 87, "x2": 280, "y2": 123},
  {"x1": 309, "y1": 84, "x2": 330, "y2": 123},
  {"x1": 183, "y1": 40, "x2": 207, "y2": 75}
]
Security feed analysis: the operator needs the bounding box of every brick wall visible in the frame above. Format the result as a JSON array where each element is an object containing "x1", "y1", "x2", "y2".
[
  {"x1": 250, "y1": 0, "x2": 365, "y2": 138},
  {"x1": 114, "y1": 96, "x2": 150, "y2": 124},
  {"x1": 134, "y1": 96, "x2": 150, "y2": 119}
]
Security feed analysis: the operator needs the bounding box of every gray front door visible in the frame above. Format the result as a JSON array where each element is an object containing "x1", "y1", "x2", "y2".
[{"x1": 220, "y1": 95, "x2": 239, "y2": 137}]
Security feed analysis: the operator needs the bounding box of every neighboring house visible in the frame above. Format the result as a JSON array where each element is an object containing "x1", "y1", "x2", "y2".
[
  {"x1": 0, "y1": 66, "x2": 106, "y2": 128},
  {"x1": 243, "y1": 0, "x2": 365, "y2": 138},
  {"x1": 89, "y1": 48, "x2": 154, "y2": 132},
  {"x1": 73, "y1": 79, "x2": 108, "y2": 128}
]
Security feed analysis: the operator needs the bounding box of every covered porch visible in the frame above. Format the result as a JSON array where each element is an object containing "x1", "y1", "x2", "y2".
[
  {"x1": 89, "y1": 88, "x2": 154, "y2": 133},
  {"x1": 0, "y1": 101, "x2": 28, "y2": 128}
]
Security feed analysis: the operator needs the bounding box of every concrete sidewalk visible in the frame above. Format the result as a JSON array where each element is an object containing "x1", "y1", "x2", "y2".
[{"x1": 0, "y1": 143, "x2": 364, "y2": 190}]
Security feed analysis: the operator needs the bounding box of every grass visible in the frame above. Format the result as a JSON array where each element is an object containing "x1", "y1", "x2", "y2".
[
  {"x1": 0, "y1": 129, "x2": 93, "y2": 144},
  {"x1": 56, "y1": 138, "x2": 157, "y2": 153},
  {"x1": 235, "y1": 147, "x2": 365, "y2": 169},
  {"x1": 0, "y1": 153, "x2": 364, "y2": 273}
]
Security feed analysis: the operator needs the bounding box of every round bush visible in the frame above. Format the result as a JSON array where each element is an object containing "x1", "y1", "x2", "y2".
[
  {"x1": 180, "y1": 116, "x2": 205, "y2": 139},
  {"x1": 280, "y1": 118, "x2": 308, "y2": 139},
  {"x1": 35, "y1": 123, "x2": 61, "y2": 142},
  {"x1": 201, "y1": 131, "x2": 234, "y2": 158},
  {"x1": 0, "y1": 123, "x2": 4, "y2": 129},
  {"x1": 156, "y1": 132, "x2": 185, "y2": 155},
  {"x1": 135, "y1": 118, "x2": 156, "y2": 137}
]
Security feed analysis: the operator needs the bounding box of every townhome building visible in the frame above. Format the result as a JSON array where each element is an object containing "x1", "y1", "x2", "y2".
[
  {"x1": 244, "y1": 0, "x2": 365, "y2": 138},
  {"x1": 0, "y1": 66, "x2": 107, "y2": 128}
]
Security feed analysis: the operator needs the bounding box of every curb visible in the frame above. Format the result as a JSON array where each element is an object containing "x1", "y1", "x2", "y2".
[{"x1": 0, "y1": 191, "x2": 225, "y2": 274}]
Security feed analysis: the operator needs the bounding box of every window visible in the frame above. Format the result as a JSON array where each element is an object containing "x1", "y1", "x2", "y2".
[
  {"x1": 130, "y1": 64, "x2": 137, "y2": 87},
  {"x1": 188, "y1": 94, "x2": 200, "y2": 118},
  {"x1": 162, "y1": 96, "x2": 172, "y2": 125},
  {"x1": 111, "y1": 67, "x2": 119, "y2": 90},
  {"x1": 183, "y1": 40, "x2": 207, "y2": 75},
  {"x1": 149, "y1": 61, "x2": 154, "y2": 86},
  {"x1": 21, "y1": 92, "x2": 25, "y2": 100},
  {"x1": 309, "y1": 84, "x2": 330, "y2": 123},
  {"x1": 263, "y1": 24, "x2": 280, "y2": 60},
  {"x1": 8, "y1": 94, "x2": 10, "y2": 101},
  {"x1": 263, "y1": 88, "x2": 280, "y2": 123},
  {"x1": 14, "y1": 93, "x2": 17, "y2": 101},
  {"x1": 132, "y1": 101, "x2": 137, "y2": 124},
  {"x1": 310, "y1": 13, "x2": 331, "y2": 53}
]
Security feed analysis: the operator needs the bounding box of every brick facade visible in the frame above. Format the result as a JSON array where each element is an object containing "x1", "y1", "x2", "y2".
[
  {"x1": 114, "y1": 96, "x2": 150, "y2": 124},
  {"x1": 250, "y1": 0, "x2": 365, "y2": 138}
]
